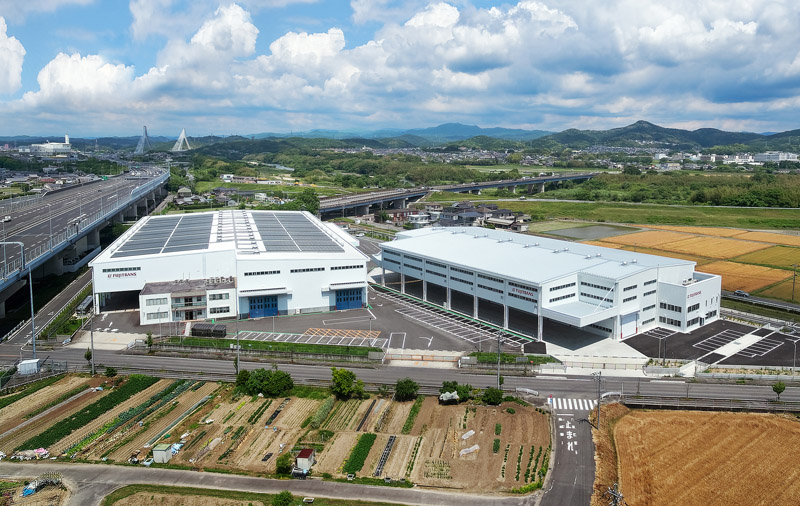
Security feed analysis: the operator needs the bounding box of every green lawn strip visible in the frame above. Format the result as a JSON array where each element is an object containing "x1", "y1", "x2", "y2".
[
  {"x1": 342, "y1": 433, "x2": 377, "y2": 474},
  {"x1": 16, "y1": 375, "x2": 159, "y2": 451},
  {"x1": 166, "y1": 336, "x2": 381, "y2": 357},
  {"x1": 101, "y1": 484, "x2": 404, "y2": 506},
  {"x1": 289, "y1": 385, "x2": 331, "y2": 400},
  {"x1": 722, "y1": 299, "x2": 799, "y2": 323},
  {"x1": 401, "y1": 396, "x2": 424, "y2": 435},
  {"x1": 0, "y1": 375, "x2": 65, "y2": 410},
  {"x1": 468, "y1": 352, "x2": 559, "y2": 364},
  {"x1": 23, "y1": 382, "x2": 91, "y2": 419}
]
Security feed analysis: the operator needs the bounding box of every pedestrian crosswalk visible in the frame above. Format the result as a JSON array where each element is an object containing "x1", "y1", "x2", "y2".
[{"x1": 547, "y1": 398, "x2": 597, "y2": 412}]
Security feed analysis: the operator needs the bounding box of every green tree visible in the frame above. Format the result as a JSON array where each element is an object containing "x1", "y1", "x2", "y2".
[
  {"x1": 275, "y1": 452, "x2": 293, "y2": 475},
  {"x1": 271, "y1": 491, "x2": 294, "y2": 506},
  {"x1": 773, "y1": 381, "x2": 786, "y2": 401},
  {"x1": 244, "y1": 368, "x2": 294, "y2": 397},
  {"x1": 482, "y1": 387, "x2": 503, "y2": 405},
  {"x1": 145, "y1": 331, "x2": 153, "y2": 350},
  {"x1": 330, "y1": 367, "x2": 357, "y2": 399},
  {"x1": 440, "y1": 381, "x2": 472, "y2": 403},
  {"x1": 395, "y1": 377, "x2": 419, "y2": 401},
  {"x1": 84, "y1": 348, "x2": 92, "y2": 366},
  {"x1": 104, "y1": 366, "x2": 117, "y2": 378},
  {"x1": 235, "y1": 369, "x2": 250, "y2": 391}
]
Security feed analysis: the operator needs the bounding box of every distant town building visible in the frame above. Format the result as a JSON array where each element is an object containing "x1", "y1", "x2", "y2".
[
  {"x1": 753, "y1": 151, "x2": 798, "y2": 163},
  {"x1": 18, "y1": 135, "x2": 72, "y2": 156}
]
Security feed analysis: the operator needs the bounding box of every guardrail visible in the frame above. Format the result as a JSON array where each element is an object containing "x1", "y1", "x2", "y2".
[
  {"x1": 1, "y1": 320, "x2": 28, "y2": 343},
  {"x1": 0, "y1": 172, "x2": 168, "y2": 282},
  {"x1": 620, "y1": 394, "x2": 800, "y2": 413},
  {"x1": 0, "y1": 193, "x2": 44, "y2": 213}
]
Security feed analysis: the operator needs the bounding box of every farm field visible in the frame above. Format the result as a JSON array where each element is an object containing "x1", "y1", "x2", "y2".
[
  {"x1": 0, "y1": 375, "x2": 94, "y2": 434},
  {"x1": 0, "y1": 479, "x2": 69, "y2": 505},
  {"x1": 601, "y1": 232, "x2": 771, "y2": 259},
  {"x1": 613, "y1": 410, "x2": 800, "y2": 506},
  {"x1": 696, "y1": 261, "x2": 792, "y2": 292},
  {"x1": 733, "y1": 246, "x2": 800, "y2": 269}
]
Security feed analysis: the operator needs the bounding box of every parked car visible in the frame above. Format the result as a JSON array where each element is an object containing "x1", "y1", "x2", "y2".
[
  {"x1": 733, "y1": 290, "x2": 750, "y2": 297},
  {"x1": 61, "y1": 338, "x2": 71, "y2": 345},
  {"x1": 142, "y1": 458, "x2": 154, "y2": 467}
]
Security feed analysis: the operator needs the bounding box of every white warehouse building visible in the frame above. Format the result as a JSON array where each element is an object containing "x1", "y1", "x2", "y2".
[
  {"x1": 377, "y1": 227, "x2": 721, "y2": 341},
  {"x1": 90, "y1": 210, "x2": 368, "y2": 325}
]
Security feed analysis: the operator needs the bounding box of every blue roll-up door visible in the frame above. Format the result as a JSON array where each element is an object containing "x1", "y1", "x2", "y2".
[
  {"x1": 335, "y1": 289, "x2": 363, "y2": 310},
  {"x1": 249, "y1": 296, "x2": 278, "y2": 318}
]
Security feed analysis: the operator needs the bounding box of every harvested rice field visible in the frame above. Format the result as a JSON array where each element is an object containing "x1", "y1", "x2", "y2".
[{"x1": 699, "y1": 261, "x2": 792, "y2": 292}]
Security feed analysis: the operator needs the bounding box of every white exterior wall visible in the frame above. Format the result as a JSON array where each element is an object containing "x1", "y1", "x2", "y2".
[{"x1": 139, "y1": 293, "x2": 171, "y2": 325}]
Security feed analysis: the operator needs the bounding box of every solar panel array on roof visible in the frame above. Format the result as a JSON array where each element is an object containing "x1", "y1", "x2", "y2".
[
  {"x1": 253, "y1": 212, "x2": 343, "y2": 253},
  {"x1": 111, "y1": 214, "x2": 213, "y2": 258}
]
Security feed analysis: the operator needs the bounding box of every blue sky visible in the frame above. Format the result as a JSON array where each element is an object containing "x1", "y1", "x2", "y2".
[{"x1": 1, "y1": 0, "x2": 800, "y2": 137}]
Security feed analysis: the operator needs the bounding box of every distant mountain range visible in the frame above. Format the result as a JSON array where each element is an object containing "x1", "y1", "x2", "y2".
[{"x1": 4, "y1": 121, "x2": 800, "y2": 152}]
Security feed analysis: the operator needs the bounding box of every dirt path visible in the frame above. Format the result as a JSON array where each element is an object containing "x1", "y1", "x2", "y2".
[
  {"x1": 51, "y1": 379, "x2": 172, "y2": 456},
  {"x1": 115, "y1": 493, "x2": 265, "y2": 506},
  {"x1": 108, "y1": 382, "x2": 218, "y2": 461},
  {"x1": 383, "y1": 401, "x2": 412, "y2": 434},
  {"x1": 0, "y1": 387, "x2": 111, "y2": 453}
]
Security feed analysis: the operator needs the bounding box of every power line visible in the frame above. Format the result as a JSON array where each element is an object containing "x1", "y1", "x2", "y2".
[{"x1": 603, "y1": 482, "x2": 628, "y2": 506}]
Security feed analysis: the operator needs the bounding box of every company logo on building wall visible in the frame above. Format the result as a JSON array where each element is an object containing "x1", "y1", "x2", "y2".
[
  {"x1": 688, "y1": 291, "x2": 701, "y2": 298},
  {"x1": 108, "y1": 272, "x2": 137, "y2": 279},
  {"x1": 511, "y1": 287, "x2": 536, "y2": 298}
]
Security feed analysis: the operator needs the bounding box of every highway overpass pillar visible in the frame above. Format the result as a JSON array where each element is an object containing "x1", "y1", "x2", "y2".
[
  {"x1": 88, "y1": 228, "x2": 100, "y2": 249},
  {"x1": 507, "y1": 186, "x2": 516, "y2": 193},
  {"x1": 537, "y1": 182, "x2": 545, "y2": 193},
  {"x1": 527, "y1": 184, "x2": 534, "y2": 193},
  {"x1": 0, "y1": 278, "x2": 27, "y2": 319},
  {"x1": 470, "y1": 189, "x2": 481, "y2": 195},
  {"x1": 357, "y1": 205, "x2": 369, "y2": 216}
]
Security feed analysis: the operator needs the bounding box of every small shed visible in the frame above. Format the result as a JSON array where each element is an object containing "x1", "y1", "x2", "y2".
[
  {"x1": 295, "y1": 448, "x2": 315, "y2": 471},
  {"x1": 152, "y1": 443, "x2": 172, "y2": 463},
  {"x1": 18, "y1": 359, "x2": 40, "y2": 375}
]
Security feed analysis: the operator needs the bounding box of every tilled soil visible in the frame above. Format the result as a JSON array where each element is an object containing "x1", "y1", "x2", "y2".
[
  {"x1": 0, "y1": 376, "x2": 91, "y2": 431},
  {"x1": 314, "y1": 431, "x2": 358, "y2": 475}
]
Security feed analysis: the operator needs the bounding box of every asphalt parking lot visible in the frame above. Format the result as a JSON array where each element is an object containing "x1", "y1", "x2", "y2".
[{"x1": 625, "y1": 319, "x2": 799, "y2": 367}]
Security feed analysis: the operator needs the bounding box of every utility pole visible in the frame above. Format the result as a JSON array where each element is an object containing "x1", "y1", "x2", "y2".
[
  {"x1": 592, "y1": 371, "x2": 601, "y2": 427},
  {"x1": 497, "y1": 332, "x2": 502, "y2": 389},
  {"x1": 603, "y1": 482, "x2": 628, "y2": 506}
]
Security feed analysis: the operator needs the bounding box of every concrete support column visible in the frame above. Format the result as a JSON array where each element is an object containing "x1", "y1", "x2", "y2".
[
  {"x1": 0, "y1": 300, "x2": 5, "y2": 319},
  {"x1": 446, "y1": 286, "x2": 451, "y2": 309},
  {"x1": 537, "y1": 182, "x2": 545, "y2": 193},
  {"x1": 503, "y1": 304, "x2": 509, "y2": 329},
  {"x1": 473, "y1": 294, "x2": 478, "y2": 319},
  {"x1": 537, "y1": 302, "x2": 543, "y2": 342},
  {"x1": 95, "y1": 292, "x2": 102, "y2": 315},
  {"x1": 381, "y1": 265, "x2": 385, "y2": 286},
  {"x1": 527, "y1": 184, "x2": 534, "y2": 193},
  {"x1": 401, "y1": 272, "x2": 406, "y2": 294},
  {"x1": 422, "y1": 279, "x2": 427, "y2": 301},
  {"x1": 509, "y1": 186, "x2": 516, "y2": 194},
  {"x1": 471, "y1": 189, "x2": 481, "y2": 195},
  {"x1": 617, "y1": 314, "x2": 622, "y2": 341},
  {"x1": 357, "y1": 205, "x2": 369, "y2": 216},
  {"x1": 89, "y1": 228, "x2": 100, "y2": 248}
]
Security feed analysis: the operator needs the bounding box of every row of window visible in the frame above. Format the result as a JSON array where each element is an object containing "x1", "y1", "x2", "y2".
[
  {"x1": 509, "y1": 292, "x2": 537, "y2": 303},
  {"x1": 210, "y1": 306, "x2": 230, "y2": 314},
  {"x1": 290, "y1": 267, "x2": 325, "y2": 273},
  {"x1": 642, "y1": 317, "x2": 655, "y2": 325},
  {"x1": 331, "y1": 265, "x2": 362, "y2": 271},
  {"x1": 508, "y1": 281, "x2": 538, "y2": 293},
  {"x1": 405, "y1": 255, "x2": 423, "y2": 263},
  {"x1": 384, "y1": 258, "x2": 400, "y2": 266},
  {"x1": 478, "y1": 273, "x2": 504, "y2": 284},
  {"x1": 427, "y1": 260, "x2": 447, "y2": 269},
  {"x1": 405, "y1": 263, "x2": 422, "y2": 271},
  {"x1": 549, "y1": 282, "x2": 576, "y2": 292},
  {"x1": 478, "y1": 283, "x2": 503, "y2": 294},
  {"x1": 451, "y1": 266, "x2": 473, "y2": 276},
  {"x1": 623, "y1": 284, "x2": 637, "y2": 292},
  {"x1": 147, "y1": 311, "x2": 168, "y2": 320},
  {"x1": 549, "y1": 293, "x2": 576, "y2": 303},
  {"x1": 589, "y1": 323, "x2": 612, "y2": 333},
  {"x1": 244, "y1": 270, "x2": 280, "y2": 276},
  {"x1": 643, "y1": 304, "x2": 656, "y2": 312},
  {"x1": 580, "y1": 281, "x2": 612, "y2": 292},
  {"x1": 450, "y1": 275, "x2": 473, "y2": 285},
  {"x1": 706, "y1": 310, "x2": 717, "y2": 318},
  {"x1": 426, "y1": 269, "x2": 445, "y2": 278},
  {"x1": 643, "y1": 290, "x2": 656, "y2": 297},
  {"x1": 581, "y1": 292, "x2": 611, "y2": 302},
  {"x1": 383, "y1": 250, "x2": 401, "y2": 259},
  {"x1": 146, "y1": 298, "x2": 168, "y2": 306},
  {"x1": 644, "y1": 279, "x2": 657, "y2": 286},
  {"x1": 209, "y1": 293, "x2": 230, "y2": 301},
  {"x1": 103, "y1": 266, "x2": 141, "y2": 273},
  {"x1": 623, "y1": 295, "x2": 637, "y2": 303},
  {"x1": 687, "y1": 303, "x2": 700, "y2": 312},
  {"x1": 687, "y1": 316, "x2": 701, "y2": 326},
  {"x1": 660, "y1": 302, "x2": 682, "y2": 313},
  {"x1": 659, "y1": 316, "x2": 681, "y2": 326}
]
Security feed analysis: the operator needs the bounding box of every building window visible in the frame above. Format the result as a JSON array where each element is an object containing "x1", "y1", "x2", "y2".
[
  {"x1": 449, "y1": 275, "x2": 473, "y2": 285},
  {"x1": 102, "y1": 266, "x2": 141, "y2": 273},
  {"x1": 146, "y1": 311, "x2": 168, "y2": 320},
  {"x1": 580, "y1": 282, "x2": 613, "y2": 292},
  {"x1": 643, "y1": 304, "x2": 656, "y2": 312},
  {"x1": 508, "y1": 281, "x2": 537, "y2": 293},
  {"x1": 687, "y1": 317, "x2": 700, "y2": 326},
  {"x1": 290, "y1": 267, "x2": 325, "y2": 273},
  {"x1": 331, "y1": 265, "x2": 362, "y2": 271},
  {"x1": 549, "y1": 293, "x2": 576, "y2": 303},
  {"x1": 509, "y1": 292, "x2": 536, "y2": 303},
  {"x1": 642, "y1": 317, "x2": 655, "y2": 325},
  {"x1": 659, "y1": 316, "x2": 681, "y2": 326},
  {"x1": 549, "y1": 282, "x2": 576, "y2": 292},
  {"x1": 383, "y1": 250, "x2": 401, "y2": 260},
  {"x1": 477, "y1": 284, "x2": 503, "y2": 294},
  {"x1": 384, "y1": 258, "x2": 400, "y2": 267},
  {"x1": 706, "y1": 310, "x2": 717, "y2": 318},
  {"x1": 687, "y1": 303, "x2": 700, "y2": 312},
  {"x1": 451, "y1": 266, "x2": 473, "y2": 276},
  {"x1": 644, "y1": 279, "x2": 657, "y2": 286},
  {"x1": 244, "y1": 270, "x2": 280, "y2": 276},
  {"x1": 427, "y1": 260, "x2": 447, "y2": 269},
  {"x1": 643, "y1": 290, "x2": 656, "y2": 297},
  {"x1": 589, "y1": 323, "x2": 612, "y2": 333},
  {"x1": 660, "y1": 302, "x2": 682, "y2": 313},
  {"x1": 425, "y1": 269, "x2": 446, "y2": 278},
  {"x1": 146, "y1": 298, "x2": 168, "y2": 306},
  {"x1": 209, "y1": 293, "x2": 230, "y2": 301},
  {"x1": 404, "y1": 263, "x2": 422, "y2": 271},
  {"x1": 623, "y1": 295, "x2": 637, "y2": 303},
  {"x1": 478, "y1": 273, "x2": 504, "y2": 284},
  {"x1": 404, "y1": 255, "x2": 423, "y2": 263},
  {"x1": 581, "y1": 292, "x2": 611, "y2": 302},
  {"x1": 623, "y1": 284, "x2": 637, "y2": 292},
  {"x1": 210, "y1": 306, "x2": 230, "y2": 314}
]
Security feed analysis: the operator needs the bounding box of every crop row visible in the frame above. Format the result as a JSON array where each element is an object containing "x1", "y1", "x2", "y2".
[
  {"x1": 112, "y1": 380, "x2": 192, "y2": 433},
  {"x1": 342, "y1": 433, "x2": 377, "y2": 475},
  {"x1": 16, "y1": 374, "x2": 159, "y2": 451},
  {"x1": 23, "y1": 383, "x2": 89, "y2": 419},
  {"x1": 0, "y1": 375, "x2": 64, "y2": 411},
  {"x1": 405, "y1": 436, "x2": 423, "y2": 479},
  {"x1": 248, "y1": 398, "x2": 272, "y2": 424},
  {"x1": 401, "y1": 396, "x2": 424, "y2": 435},
  {"x1": 324, "y1": 399, "x2": 360, "y2": 431},
  {"x1": 310, "y1": 396, "x2": 335, "y2": 429}
]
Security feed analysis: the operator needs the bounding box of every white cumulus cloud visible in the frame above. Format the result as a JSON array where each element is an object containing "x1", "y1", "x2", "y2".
[{"x1": 0, "y1": 17, "x2": 25, "y2": 95}]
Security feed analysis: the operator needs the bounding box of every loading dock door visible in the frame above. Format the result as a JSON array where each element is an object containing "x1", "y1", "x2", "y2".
[
  {"x1": 250, "y1": 296, "x2": 278, "y2": 318},
  {"x1": 336, "y1": 289, "x2": 363, "y2": 310},
  {"x1": 620, "y1": 311, "x2": 638, "y2": 339}
]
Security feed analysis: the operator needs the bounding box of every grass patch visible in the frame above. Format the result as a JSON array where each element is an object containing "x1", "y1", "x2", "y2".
[
  {"x1": 469, "y1": 352, "x2": 558, "y2": 364},
  {"x1": 401, "y1": 396, "x2": 424, "y2": 435},
  {"x1": 343, "y1": 433, "x2": 377, "y2": 474},
  {"x1": 166, "y1": 336, "x2": 381, "y2": 357},
  {"x1": 289, "y1": 384, "x2": 331, "y2": 400},
  {"x1": 722, "y1": 299, "x2": 799, "y2": 323},
  {"x1": 101, "y1": 484, "x2": 404, "y2": 506}
]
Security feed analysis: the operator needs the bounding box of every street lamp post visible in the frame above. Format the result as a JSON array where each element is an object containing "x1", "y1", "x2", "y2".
[{"x1": 1, "y1": 242, "x2": 36, "y2": 359}]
